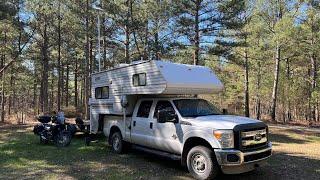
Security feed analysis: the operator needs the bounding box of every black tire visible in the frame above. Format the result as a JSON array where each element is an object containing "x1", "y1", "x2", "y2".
[
  {"x1": 84, "y1": 136, "x2": 91, "y2": 146},
  {"x1": 111, "y1": 131, "x2": 124, "y2": 154},
  {"x1": 187, "y1": 146, "x2": 220, "y2": 180},
  {"x1": 54, "y1": 131, "x2": 72, "y2": 147}
]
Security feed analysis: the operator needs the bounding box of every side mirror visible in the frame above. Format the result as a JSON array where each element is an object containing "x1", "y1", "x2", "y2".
[
  {"x1": 222, "y1": 109, "x2": 228, "y2": 115},
  {"x1": 157, "y1": 109, "x2": 178, "y2": 123}
]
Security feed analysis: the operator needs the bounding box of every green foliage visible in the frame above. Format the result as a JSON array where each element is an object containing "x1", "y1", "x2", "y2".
[{"x1": 1, "y1": 0, "x2": 320, "y2": 122}]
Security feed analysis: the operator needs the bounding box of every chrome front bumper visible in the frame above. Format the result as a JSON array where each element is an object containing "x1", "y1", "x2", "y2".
[{"x1": 214, "y1": 142, "x2": 272, "y2": 174}]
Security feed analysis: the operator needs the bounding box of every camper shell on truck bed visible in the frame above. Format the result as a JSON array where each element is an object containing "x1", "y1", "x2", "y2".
[{"x1": 89, "y1": 60, "x2": 224, "y2": 133}]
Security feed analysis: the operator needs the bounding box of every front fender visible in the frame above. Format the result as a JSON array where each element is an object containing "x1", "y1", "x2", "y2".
[{"x1": 183, "y1": 128, "x2": 221, "y2": 149}]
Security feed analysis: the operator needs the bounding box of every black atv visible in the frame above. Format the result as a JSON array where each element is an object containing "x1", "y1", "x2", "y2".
[{"x1": 33, "y1": 115, "x2": 76, "y2": 147}]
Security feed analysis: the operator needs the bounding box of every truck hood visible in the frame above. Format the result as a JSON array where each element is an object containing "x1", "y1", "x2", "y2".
[{"x1": 184, "y1": 115, "x2": 262, "y2": 129}]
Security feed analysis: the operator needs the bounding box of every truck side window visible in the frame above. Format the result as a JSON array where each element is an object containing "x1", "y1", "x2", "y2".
[
  {"x1": 154, "y1": 101, "x2": 175, "y2": 118},
  {"x1": 137, "y1": 100, "x2": 153, "y2": 118},
  {"x1": 133, "y1": 73, "x2": 146, "y2": 86},
  {"x1": 95, "y1": 86, "x2": 109, "y2": 99}
]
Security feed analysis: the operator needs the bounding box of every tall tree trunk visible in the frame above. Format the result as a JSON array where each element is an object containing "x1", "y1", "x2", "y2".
[
  {"x1": 74, "y1": 58, "x2": 78, "y2": 109},
  {"x1": 33, "y1": 72, "x2": 37, "y2": 115},
  {"x1": 193, "y1": 0, "x2": 200, "y2": 65},
  {"x1": 271, "y1": 43, "x2": 281, "y2": 121},
  {"x1": 124, "y1": 0, "x2": 131, "y2": 63},
  {"x1": 65, "y1": 63, "x2": 69, "y2": 107},
  {"x1": 57, "y1": 0, "x2": 62, "y2": 111},
  {"x1": 1, "y1": 55, "x2": 5, "y2": 122},
  {"x1": 143, "y1": 20, "x2": 149, "y2": 60},
  {"x1": 285, "y1": 58, "x2": 292, "y2": 122},
  {"x1": 8, "y1": 67, "x2": 14, "y2": 115},
  {"x1": 101, "y1": 0, "x2": 107, "y2": 69},
  {"x1": 270, "y1": 3, "x2": 282, "y2": 122},
  {"x1": 61, "y1": 63, "x2": 64, "y2": 106},
  {"x1": 40, "y1": 17, "x2": 50, "y2": 114},
  {"x1": 50, "y1": 71, "x2": 54, "y2": 111},
  {"x1": 84, "y1": 0, "x2": 90, "y2": 119},
  {"x1": 130, "y1": 1, "x2": 142, "y2": 59},
  {"x1": 256, "y1": 61, "x2": 261, "y2": 120},
  {"x1": 154, "y1": 0, "x2": 160, "y2": 60},
  {"x1": 103, "y1": 22, "x2": 107, "y2": 68},
  {"x1": 155, "y1": 31, "x2": 160, "y2": 60},
  {"x1": 1, "y1": 31, "x2": 7, "y2": 122},
  {"x1": 244, "y1": 47, "x2": 250, "y2": 117},
  {"x1": 310, "y1": 54, "x2": 317, "y2": 121}
]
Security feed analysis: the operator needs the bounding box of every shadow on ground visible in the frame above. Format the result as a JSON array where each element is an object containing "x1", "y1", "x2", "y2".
[{"x1": 0, "y1": 124, "x2": 319, "y2": 180}]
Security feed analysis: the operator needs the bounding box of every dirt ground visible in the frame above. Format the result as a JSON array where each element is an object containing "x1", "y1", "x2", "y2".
[{"x1": 0, "y1": 122, "x2": 319, "y2": 180}]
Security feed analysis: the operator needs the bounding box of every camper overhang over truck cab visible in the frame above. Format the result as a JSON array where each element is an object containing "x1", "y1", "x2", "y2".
[{"x1": 89, "y1": 60, "x2": 272, "y2": 180}]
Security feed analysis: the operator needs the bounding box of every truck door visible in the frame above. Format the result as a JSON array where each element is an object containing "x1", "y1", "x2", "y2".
[
  {"x1": 131, "y1": 100, "x2": 154, "y2": 147},
  {"x1": 151, "y1": 100, "x2": 183, "y2": 154}
]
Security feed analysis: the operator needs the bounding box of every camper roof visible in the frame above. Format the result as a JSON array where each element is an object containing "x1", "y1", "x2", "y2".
[{"x1": 91, "y1": 60, "x2": 224, "y2": 95}]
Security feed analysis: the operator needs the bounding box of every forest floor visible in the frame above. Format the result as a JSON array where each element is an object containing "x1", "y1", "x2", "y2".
[{"x1": 0, "y1": 123, "x2": 319, "y2": 180}]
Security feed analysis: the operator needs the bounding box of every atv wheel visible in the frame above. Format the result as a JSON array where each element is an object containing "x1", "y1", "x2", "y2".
[
  {"x1": 39, "y1": 136, "x2": 48, "y2": 144},
  {"x1": 54, "y1": 131, "x2": 72, "y2": 147}
]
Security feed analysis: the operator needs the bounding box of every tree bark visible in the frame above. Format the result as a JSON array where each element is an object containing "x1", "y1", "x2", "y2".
[
  {"x1": 124, "y1": 0, "x2": 131, "y2": 63},
  {"x1": 244, "y1": 48, "x2": 250, "y2": 117},
  {"x1": 154, "y1": 0, "x2": 160, "y2": 60},
  {"x1": 143, "y1": 20, "x2": 149, "y2": 60},
  {"x1": 65, "y1": 63, "x2": 69, "y2": 107},
  {"x1": 155, "y1": 31, "x2": 160, "y2": 60},
  {"x1": 270, "y1": 2, "x2": 282, "y2": 122},
  {"x1": 310, "y1": 54, "x2": 317, "y2": 121},
  {"x1": 0, "y1": 31, "x2": 7, "y2": 122},
  {"x1": 103, "y1": 22, "x2": 107, "y2": 68},
  {"x1": 84, "y1": 0, "x2": 90, "y2": 119},
  {"x1": 271, "y1": 43, "x2": 281, "y2": 121},
  {"x1": 193, "y1": 0, "x2": 200, "y2": 65},
  {"x1": 57, "y1": 0, "x2": 62, "y2": 111},
  {"x1": 8, "y1": 66, "x2": 14, "y2": 115},
  {"x1": 74, "y1": 58, "x2": 78, "y2": 109},
  {"x1": 256, "y1": 61, "x2": 261, "y2": 120},
  {"x1": 61, "y1": 63, "x2": 64, "y2": 106},
  {"x1": 285, "y1": 58, "x2": 292, "y2": 122},
  {"x1": 50, "y1": 71, "x2": 54, "y2": 111},
  {"x1": 33, "y1": 71, "x2": 37, "y2": 115},
  {"x1": 1, "y1": 54, "x2": 5, "y2": 122}
]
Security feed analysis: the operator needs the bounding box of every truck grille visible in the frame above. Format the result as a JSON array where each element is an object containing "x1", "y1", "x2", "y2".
[
  {"x1": 241, "y1": 128, "x2": 268, "y2": 151},
  {"x1": 233, "y1": 123, "x2": 269, "y2": 152}
]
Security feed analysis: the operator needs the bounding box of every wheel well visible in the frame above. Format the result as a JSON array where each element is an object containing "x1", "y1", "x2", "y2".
[
  {"x1": 181, "y1": 137, "x2": 213, "y2": 167},
  {"x1": 108, "y1": 126, "x2": 121, "y2": 144}
]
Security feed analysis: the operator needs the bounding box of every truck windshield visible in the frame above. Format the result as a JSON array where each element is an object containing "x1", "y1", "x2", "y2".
[{"x1": 173, "y1": 99, "x2": 222, "y2": 117}]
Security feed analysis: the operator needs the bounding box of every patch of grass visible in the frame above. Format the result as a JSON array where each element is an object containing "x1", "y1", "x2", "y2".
[{"x1": 0, "y1": 124, "x2": 320, "y2": 180}]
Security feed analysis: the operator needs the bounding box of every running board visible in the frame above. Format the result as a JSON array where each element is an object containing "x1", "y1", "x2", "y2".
[{"x1": 132, "y1": 145, "x2": 181, "y2": 160}]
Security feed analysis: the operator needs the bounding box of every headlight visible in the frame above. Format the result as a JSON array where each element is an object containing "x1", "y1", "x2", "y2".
[{"x1": 213, "y1": 130, "x2": 234, "y2": 148}]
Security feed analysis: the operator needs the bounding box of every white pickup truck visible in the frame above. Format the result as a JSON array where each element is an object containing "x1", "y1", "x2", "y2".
[
  {"x1": 103, "y1": 97, "x2": 272, "y2": 179},
  {"x1": 89, "y1": 60, "x2": 271, "y2": 179}
]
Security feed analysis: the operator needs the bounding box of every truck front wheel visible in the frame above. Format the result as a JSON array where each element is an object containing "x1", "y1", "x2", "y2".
[
  {"x1": 111, "y1": 131, "x2": 124, "y2": 154},
  {"x1": 187, "y1": 146, "x2": 219, "y2": 180}
]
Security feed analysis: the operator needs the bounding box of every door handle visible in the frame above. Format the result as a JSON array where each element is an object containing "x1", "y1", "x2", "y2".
[
  {"x1": 133, "y1": 121, "x2": 136, "y2": 127},
  {"x1": 149, "y1": 122, "x2": 153, "y2": 129}
]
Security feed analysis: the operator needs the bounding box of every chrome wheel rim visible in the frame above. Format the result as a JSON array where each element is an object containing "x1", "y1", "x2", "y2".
[{"x1": 191, "y1": 153, "x2": 207, "y2": 174}]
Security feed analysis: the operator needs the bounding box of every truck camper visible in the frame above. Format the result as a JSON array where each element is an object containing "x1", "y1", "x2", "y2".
[{"x1": 89, "y1": 60, "x2": 272, "y2": 180}]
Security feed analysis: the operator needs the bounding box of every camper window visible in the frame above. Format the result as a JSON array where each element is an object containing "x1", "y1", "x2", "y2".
[
  {"x1": 133, "y1": 73, "x2": 146, "y2": 86},
  {"x1": 95, "y1": 86, "x2": 109, "y2": 99}
]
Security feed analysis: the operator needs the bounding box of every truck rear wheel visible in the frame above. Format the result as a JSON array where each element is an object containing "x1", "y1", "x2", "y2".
[
  {"x1": 187, "y1": 146, "x2": 219, "y2": 180},
  {"x1": 111, "y1": 131, "x2": 124, "y2": 154}
]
